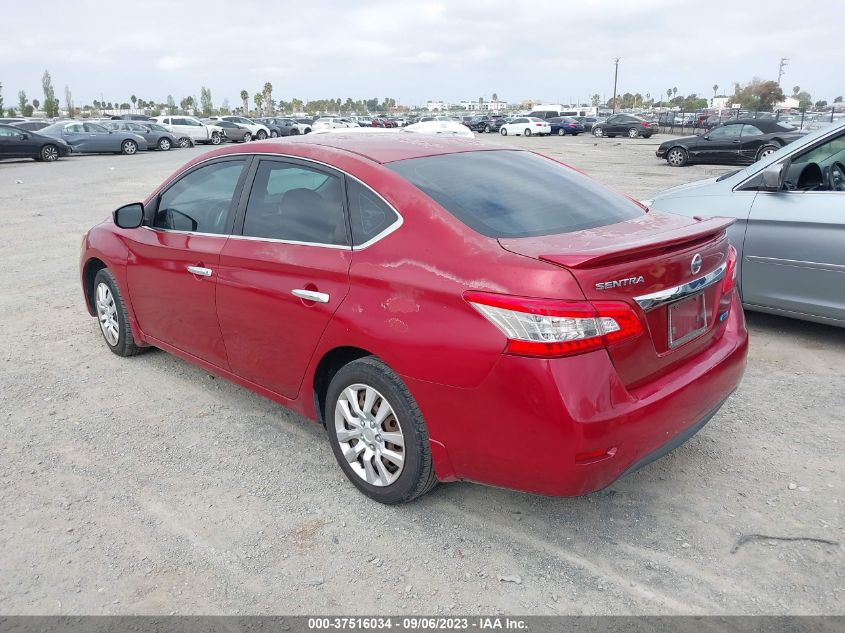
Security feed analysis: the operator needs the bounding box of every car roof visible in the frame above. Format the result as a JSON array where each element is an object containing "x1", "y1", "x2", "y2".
[
  {"x1": 211, "y1": 132, "x2": 514, "y2": 164},
  {"x1": 721, "y1": 118, "x2": 795, "y2": 132}
]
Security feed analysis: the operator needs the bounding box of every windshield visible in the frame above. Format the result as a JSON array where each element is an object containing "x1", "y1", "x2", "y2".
[{"x1": 388, "y1": 150, "x2": 643, "y2": 238}]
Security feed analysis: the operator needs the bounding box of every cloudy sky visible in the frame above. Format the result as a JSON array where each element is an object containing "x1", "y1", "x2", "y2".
[{"x1": 2, "y1": 0, "x2": 843, "y2": 108}]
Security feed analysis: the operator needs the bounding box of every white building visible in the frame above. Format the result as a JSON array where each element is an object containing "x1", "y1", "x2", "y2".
[
  {"x1": 711, "y1": 96, "x2": 730, "y2": 109},
  {"x1": 776, "y1": 96, "x2": 800, "y2": 110},
  {"x1": 458, "y1": 99, "x2": 509, "y2": 112},
  {"x1": 426, "y1": 100, "x2": 448, "y2": 112}
]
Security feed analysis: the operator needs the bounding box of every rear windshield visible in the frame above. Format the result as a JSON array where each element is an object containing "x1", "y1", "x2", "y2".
[{"x1": 387, "y1": 150, "x2": 642, "y2": 238}]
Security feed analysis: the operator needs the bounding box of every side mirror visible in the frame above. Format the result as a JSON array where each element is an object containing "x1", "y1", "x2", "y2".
[
  {"x1": 761, "y1": 165, "x2": 783, "y2": 192},
  {"x1": 19, "y1": 133, "x2": 29, "y2": 139},
  {"x1": 113, "y1": 202, "x2": 144, "y2": 229}
]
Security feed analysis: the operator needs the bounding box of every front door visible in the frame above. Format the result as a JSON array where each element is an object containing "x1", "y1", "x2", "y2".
[
  {"x1": 742, "y1": 130, "x2": 845, "y2": 322},
  {"x1": 125, "y1": 157, "x2": 250, "y2": 367},
  {"x1": 702, "y1": 123, "x2": 742, "y2": 163},
  {"x1": 216, "y1": 158, "x2": 352, "y2": 399}
]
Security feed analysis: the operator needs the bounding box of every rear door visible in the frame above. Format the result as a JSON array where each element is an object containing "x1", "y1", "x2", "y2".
[
  {"x1": 0, "y1": 126, "x2": 29, "y2": 157},
  {"x1": 125, "y1": 157, "x2": 250, "y2": 367},
  {"x1": 61, "y1": 122, "x2": 90, "y2": 151},
  {"x1": 738, "y1": 124, "x2": 768, "y2": 163},
  {"x1": 216, "y1": 157, "x2": 352, "y2": 398}
]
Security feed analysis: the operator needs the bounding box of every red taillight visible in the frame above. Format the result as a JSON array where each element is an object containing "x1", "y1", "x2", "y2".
[
  {"x1": 464, "y1": 292, "x2": 643, "y2": 358},
  {"x1": 723, "y1": 245, "x2": 738, "y2": 294},
  {"x1": 642, "y1": 122, "x2": 651, "y2": 127},
  {"x1": 535, "y1": 123, "x2": 543, "y2": 126}
]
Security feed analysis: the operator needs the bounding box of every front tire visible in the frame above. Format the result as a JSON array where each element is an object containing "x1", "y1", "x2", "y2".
[
  {"x1": 158, "y1": 137, "x2": 172, "y2": 151},
  {"x1": 484, "y1": 125, "x2": 491, "y2": 133},
  {"x1": 40, "y1": 144, "x2": 59, "y2": 161},
  {"x1": 666, "y1": 147, "x2": 688, "y2": 167},
  {"x1": 500, "y1": 127, "x2": 507, "y2": 136},
  {"x1": 242, "y1": 131, "x2": 252, "y2": 143},
  {"x1": 326, "y1": 357, "x2": 437, "y2": 504},
  {"x1": 256, "y1": 129, "x2": 268, "y2": 140},
  {"x1": 93, "y1": 269, "x2": 146, "y2": 357},
  {"x1": 593, "y1": 126, "x2": 604, "y2": 137},
  {"x1": 121, "y1": 140, "x2": 138, "y2": 155},
  {"x1": 270, "y1": 130, "x2": 279, "y2": 138},
  {"x1": 557, "y1": 129, "x2": 565, "y2": 136},
  {"x1": 178, "y1": 137, "x2": 192, "y2": 148},
  {"x1": 210, "y1": 132, "x2": 222, "y2": 145},
  {"x1": 524, "y1": 128, "x2": 532, "y2": 136}
]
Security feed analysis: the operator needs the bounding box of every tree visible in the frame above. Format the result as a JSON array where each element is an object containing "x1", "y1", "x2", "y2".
[
  {"x1": 18, "y1": 90, "x2": 27, "y2": 113},
  {"x1": 240, "y1": 89, "x2": 249, "y2": 114},
  {"x1": 220, "y1": 98, "x2": 231, "y2": 115},
  {"x1": 166, "y1": 94, "x2": 176, "y2": 115},
  {"x1": 729, "y1": 78, "x2": 784, "y2": 112},
  {"x1": 796, "y1": 91, "x2": 813, "y2": 110},
  {"x1": 254, "y1": 93, "x2": 263, "y2": 116},
  {"x1": 672, "y1": 87, "x2": 678, "y2": 99},
  {"x1": 835, "y1": 96, "x2": 843, "y2": 103},
  {"x1": 815, "y1": 100, "x2": 828, "y2": 109},
  {"x1": 42, "y1": 69, "x2": 58, "y2": 118},
  {"x1": 492, "y1": 93, "x2": 498, "y2": 101},
  {"x1": 65, "y1": 85, "x2": 74, "y2": 118},
  {"x1": 713, "y1": 84, "x2": 719, "y2": 97},
  {"x1": 792, "y1": 85, "x2": 800, "y2": 96},
  {"x1": 263, "y1": 82, "x2": 273, "y2": 115},
  {"x1": 200, "y1": 86, "x2": 213, "y2": 117}
]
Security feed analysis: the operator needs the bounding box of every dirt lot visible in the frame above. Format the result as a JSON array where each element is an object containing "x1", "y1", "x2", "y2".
[{"x1": 0, "y1": 133, "x2": 842, "y2": 615}]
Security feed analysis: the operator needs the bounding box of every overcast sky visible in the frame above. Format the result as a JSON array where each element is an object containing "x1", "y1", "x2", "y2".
[{"x1": 2, "y1": 0, "x2": 843, "y2": 108}]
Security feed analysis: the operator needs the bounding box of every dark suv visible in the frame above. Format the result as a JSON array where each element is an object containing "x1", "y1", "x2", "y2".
[
  {"x1": 591, "y1": 114, "x2": 657, "y2": 139},
  {"x1": 467, "y1": 117, "x2": 505, "y2": 133}
]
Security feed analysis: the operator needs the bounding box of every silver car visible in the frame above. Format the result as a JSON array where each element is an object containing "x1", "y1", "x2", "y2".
[{"x1": 644, "y1": 118, "x2": 845, "y2": 327}]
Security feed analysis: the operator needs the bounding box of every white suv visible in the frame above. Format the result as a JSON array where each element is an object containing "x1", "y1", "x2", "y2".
[
  {"x1": 150, "y1": 116, "x2": 223, "y2": 146},
  {"x1": 208, "y1": 116, "x2": 270, "y2": 140},
  {"x1": 312, "y1": 117, "x2": 358, "y2": 130}
]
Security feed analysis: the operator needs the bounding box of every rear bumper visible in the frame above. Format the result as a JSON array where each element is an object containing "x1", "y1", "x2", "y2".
[{"x1": 406, "y1": 294, "x2": 748, "y2": 496}]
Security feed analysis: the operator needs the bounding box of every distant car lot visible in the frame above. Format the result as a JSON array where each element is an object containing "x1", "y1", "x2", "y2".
[{"x1": 0, "y1": 135, "x2": 841, "y2": 615}]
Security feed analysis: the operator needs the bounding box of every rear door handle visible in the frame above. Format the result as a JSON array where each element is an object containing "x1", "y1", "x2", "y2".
[
  {"x1": 186, "y1": 265, "x2": 213, "y2": 277},
  {"x1": 292, "y1": 289, "x2": 330, "y2": 303}
]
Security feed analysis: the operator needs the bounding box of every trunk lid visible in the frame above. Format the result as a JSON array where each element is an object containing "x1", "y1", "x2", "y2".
[{"x1": 499, "y1": 211, "x2": 735, "y2": 387}]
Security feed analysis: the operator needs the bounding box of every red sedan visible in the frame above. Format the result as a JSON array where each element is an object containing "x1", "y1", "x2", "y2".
[{"x1": 80, "y1": 134, "x2": 748, "y2": 504}]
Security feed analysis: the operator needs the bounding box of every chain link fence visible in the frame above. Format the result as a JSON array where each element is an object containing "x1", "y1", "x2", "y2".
[{"x1": 656, "y1": 109, "x2": 840, "y2": 135}]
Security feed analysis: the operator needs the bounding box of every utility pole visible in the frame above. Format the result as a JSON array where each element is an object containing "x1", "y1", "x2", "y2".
[
  {"x1": 777, "y1": 58, "x2": 789, "y2": 85},
  {"x1": 612, "y1": 58, "x2": 620, "y2": 113}
]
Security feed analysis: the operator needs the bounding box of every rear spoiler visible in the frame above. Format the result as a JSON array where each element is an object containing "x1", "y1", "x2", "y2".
[{"x1": 538, "y1": 216, "x2": 735, "y2": 269}]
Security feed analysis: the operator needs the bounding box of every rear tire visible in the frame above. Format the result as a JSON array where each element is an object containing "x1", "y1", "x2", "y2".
[
  {"x1": 256, "y1": 129, "x2": 268, "y2": 140},
  {"x1": 92, "y1": 269, "x2": 146, "y2": 357},
  {"x1": 178, "y1": 137, "x2": 192, "y2": 148},
  {"x1": 756, "y1": 144, "x2": 780, "y2": 161},
  {"x1": 500, "y1": 127, "x2": 507, "y2": 136},
  {"x1": 270, "y1": 130, "x2": 279, "y2": 138},
  {"x1": 628, "y1": 128, "x2": 640, "y2": 138},
  {"x1": 290, "y1": 128, "x2": 300, "y2": 135},
  {"x1": 557, "y1": 129, "x2": 565, "y2": 136},
  {"x1": 484, "y1": 125, "x2": 491, "y2": 133},
  {"x1": 524, "y1": 128, "x2": 532, "y2": 136},
  {"x1": 242, "y1": 131, "x2": 252, "y2": 142},
  {"x1": 325, "y1": 357, "x2": 437, "y2": 504}
]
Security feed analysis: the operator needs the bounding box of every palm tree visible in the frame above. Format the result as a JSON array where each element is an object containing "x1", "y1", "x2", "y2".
[
  {"x1": 131, "y1": 95, "x2": 137, "y2": 109},
  {"x1": 672, "y1": 87, "x2": 678, "y2": 99},
  {"x1": 254, "y1": 93, "x2": 264, "y2": 116},
  {"x1": 666, "y1": 88, "x2": 672, "y2": 105},
  {"x1": 240, "y1": 90, "x2": 249, "y2": 115},
  {"x1": 712, "y1": 84, "x2": 719, "y2": 97},
  {"x1": 492, "y1": 93, "x2": 498, "y2": 101},
  {"x1": 792, "y1": 85, "x2": 800, "y2": 96}
]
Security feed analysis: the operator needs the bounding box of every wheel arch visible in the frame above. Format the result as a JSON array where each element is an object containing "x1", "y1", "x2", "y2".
[
  {"x1": 82, "y1": 257, "x2": 108, "y2": 316},
  {"x1": 312, "y1": 346, "x2": 376, "y2": 426}
]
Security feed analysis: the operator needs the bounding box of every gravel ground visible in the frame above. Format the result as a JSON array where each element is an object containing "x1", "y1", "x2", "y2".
[{"x1": 0, "y1": 134, "x2": 842, "y2": 615}]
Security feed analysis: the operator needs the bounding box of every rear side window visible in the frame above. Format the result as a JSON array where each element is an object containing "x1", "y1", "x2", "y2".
[
  {"x1": 346, "y1": 179, "x2": 399, "y2": 246},
  {"x1": 241, "y1": 160, "x2": 347, "y2": 245},
  {"x1": 387, "y1": 150, "x2": 642, "y2": 238}
]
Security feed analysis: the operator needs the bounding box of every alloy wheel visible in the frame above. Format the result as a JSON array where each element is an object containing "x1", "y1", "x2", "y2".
[
  {"x1": 667, "y1": 148, "x2": 686, "y2": 167},
  {"x1": 42, "y1": 145, "x2": 59, "y2": 161},
  {"x1": 558, "y1": 129, "x2": 565, "y2": 136},
  {"x1": 96, "y1": 283, "x2": 119, "y2": 346},
  {"x1": 178, "y1": 137, "x2": 191, "y2": 148},
  {"x1": 628, "y1": 128, "x2": 639, "y2": 138},
  {"x1": 122, "y1": 140, "x2": 137, "y2": 154},
  {"x1": 159, "y1": 138, "x2": 171, "y2": 151},
  {"x1": 594, "y1": 127, "x2": 604, "y2": 137},
  {"x1": 334, "y1": 383, "x2": 405, "y2": 487}
]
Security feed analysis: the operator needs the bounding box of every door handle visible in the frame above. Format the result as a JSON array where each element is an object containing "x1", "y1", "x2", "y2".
[
  {"x1": 732, "y1": 139, "x2": 741, "y2": 143},
  {"x1": 186, "y1": 265, "x2": 213, "y2": 277},
  {"x1": 292, "y1": 289, "x2": 330, "y2": 303}
]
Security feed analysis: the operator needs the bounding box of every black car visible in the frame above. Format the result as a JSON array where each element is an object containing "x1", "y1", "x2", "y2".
[
  {"x1": 257, "y1": 117, "x2": 302, "y2": 137},
  {"x1": 0, "y1": 123, "x2": 72, "y2": 161},
  {"x1": 467, "y1": 117, "x2": 504, "y2": 133},
  {"x1": 655, "y1": 119, "x2": 805, "y2": 167},
  {"x1": 592, "y1": 114, "x2": 656, "y2": 139}
]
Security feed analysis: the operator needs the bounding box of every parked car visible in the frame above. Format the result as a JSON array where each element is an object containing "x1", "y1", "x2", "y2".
[
  {"x1": 592, "y1": 114, "x2": 656, "y2": 138},
  {"x1": 39, "y1": 121, "x2": 148, "y2": 154},
  {"x1": 466, "y1": 117, "x2": 504, "y2": 133},
  {"x1": 499, "y1": 117, "x2": 551, "y2": 136},
  {"x1": 150, "y1": 116, "x2": 223, "y2": 147},
  {"x1": 313, "y1": 117, "x2": 358, "y2": 130},
  {"x1": 0, "y1": 123, "x2": 72, "y2": 161},
  {"x1": 548, "y1": 116, "x2": 585, "y2": 136},
  {"x1": 101, "y1": 120, "x2": 177, "y2": 151},
  {"x1": 79, "y1": 135, "x2": 748, "y2": 503},
  {"x1": 12, "y1": 120, "x2": 50, "y2": 131},
  {"x1": 575, "y1": 116, "x2": 603, "y2": 130},
  {"x1": 644, "y1": 118, "x2": 845, "y2": 327},
  {"x1": 258, "y1": 117, "x2": 303, "y2": 137},
  {"x1": 208, "y1": 116, "x2": 270, "y2": 140},
  {"x1": 204, "y1": 119, "x2": 253, "y2": 142},
  {"x1": 528, "y1": 110, "x2": 563, "y2": 120},
  {"x1": 656, "y1": 119, "x2": 805, "y2": 167}
]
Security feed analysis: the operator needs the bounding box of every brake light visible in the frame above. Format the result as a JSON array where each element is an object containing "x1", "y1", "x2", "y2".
[
  {"x1": 464, "y1": 292, "x2": 643, "y2": 358},
  {"x1": 535, "y1": 123, "x2": 543, "y2": 126},
  {"x1": 722, "y1": 245, "x2": 738, "y2": 294},
  {"x1": 642, "y1": 122, "x2": 651, "y2": 127}
]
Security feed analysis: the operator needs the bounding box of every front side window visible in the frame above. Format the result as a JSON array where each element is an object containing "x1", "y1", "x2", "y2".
[
  {"x1": 153, "y1": 159, "x2": 246, "y2": 233},
  {"x1": 241, "y1": 160, "x2": 347, "y2": 245},
  {"x1": 388, "y1": 150, "x2": 642, "y2": 238},
  {"x1": 346, "y1": 179, "x2": 399, "y2": 246},
  {"x1": 0, "y1": 126, "x2": 20, "y2": 137},
  {"x1": 709, "y1": 124, "x2": 741, "y2": 139},
  {"x1": 85, "y1": 123, "x2": 109, "y2": 133}
]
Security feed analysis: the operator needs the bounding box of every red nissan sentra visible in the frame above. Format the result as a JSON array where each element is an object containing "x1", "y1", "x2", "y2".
[{"x1": 80, "y1": 134, "x2": 748, "y2": 504}]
